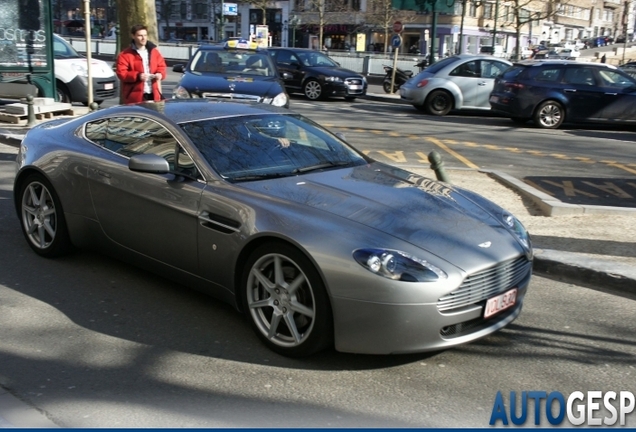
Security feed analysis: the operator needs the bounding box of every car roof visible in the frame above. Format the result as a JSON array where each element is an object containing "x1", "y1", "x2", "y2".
[
  {"x1": 95, "y1": 100, "x2": 289, "y2": 125},
  {"x1": 514, "y1": 60, "x2": 618, "y2": 69}
]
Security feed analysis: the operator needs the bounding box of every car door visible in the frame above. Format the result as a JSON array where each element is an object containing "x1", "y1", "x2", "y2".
[
  {"x1": 560, "y1": 66, "x2": 606, "y2": 121},
  {"x1": 474, "y1": 60, "x2": 510, "y2": 108},
  {"x1": 447, "y1": 59, "x2": 480, "y2": 107},
  {"x1": 86, "y1": 116, "x2": 204, "y2": 273},
  {"x1": 595, "y1": 68, "x2": 636, "y2": 121},
  {"x1": 272, "y1": 49, "x2": 304, "y2": 91}
]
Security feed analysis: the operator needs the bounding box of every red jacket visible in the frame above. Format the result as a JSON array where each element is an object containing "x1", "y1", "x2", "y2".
[{"x1": 116, "y1": 41, "x2": 167, "y2": 104}]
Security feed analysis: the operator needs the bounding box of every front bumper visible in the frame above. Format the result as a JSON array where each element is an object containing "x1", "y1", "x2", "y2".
[
  {"x1": 323, "y1": 78, "x2": 367, "y2": 97},
  {"x1": 67, "y1": 75, "x2": 119, "y2": 103},
  {"x1": 330, "y1": 256, "x2": 532, "y2": 354}
]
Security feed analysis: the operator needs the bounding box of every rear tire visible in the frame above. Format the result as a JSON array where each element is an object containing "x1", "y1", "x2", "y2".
[
  {"x1": 425, "y1": 90, "x2": 453, "y2": 116},
  {"x1": 533, "y1": 100, "x2": 564, "y2": 129},
  {"x1": 241, "y1": 242, "x2": 333, "y2": 357},
  {"x1": 55, "y1": 82, "x2": 71, "y2": 104},
  {"x1": 382, "y1": 81, "x2": 395, "y2": 94},
  {"x1": 18, "y1": 174, "x2": 72, "y2": 258}
]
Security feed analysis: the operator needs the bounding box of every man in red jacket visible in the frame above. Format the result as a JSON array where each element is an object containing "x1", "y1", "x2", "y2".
[{"x1": 116, "y1": 24, "x2": 167, "y2": 104}]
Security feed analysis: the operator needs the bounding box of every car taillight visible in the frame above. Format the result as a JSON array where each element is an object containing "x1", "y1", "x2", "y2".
[
  {"x1": 416, "y1": 79, "x2": 429, "y2": 88},
  {"x1": 504, "y1": 82, "x2": 525, "y2": 90}
]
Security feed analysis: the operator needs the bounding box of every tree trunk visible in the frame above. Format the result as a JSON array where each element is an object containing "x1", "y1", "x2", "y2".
[
  {"x1": 117, "y1": 0, "x2": 159, "y2": 53},
  {"x1": 116, "y1": 0, "x2": 158, "y2": 103}
]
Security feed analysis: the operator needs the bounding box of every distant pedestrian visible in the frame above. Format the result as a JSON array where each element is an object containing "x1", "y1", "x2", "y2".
[
  {"x1": 116, "y1": 24, "x2": 167, "y2": 104},
  {"x1": 601, "y1": 54, "x2": 607, "y2": 63}
]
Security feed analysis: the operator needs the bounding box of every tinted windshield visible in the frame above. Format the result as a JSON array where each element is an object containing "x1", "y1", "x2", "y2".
[
  {"x1": 190, "y1": 50, "x2": 276, "y2": 77},
  {"x1": 296, "y1": 51, "x2": 339, "y2": 67},
  {"x1": 53, "y1": 35, "x2": 82, "y2": 58},
  {"x1": 179, "y1": 114, "x2": 367, "y2": 181}
]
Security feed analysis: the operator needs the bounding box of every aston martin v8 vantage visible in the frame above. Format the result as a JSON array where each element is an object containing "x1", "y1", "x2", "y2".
[{"x1": 14, "y1": 100, "x2": 532, "y2": 357}]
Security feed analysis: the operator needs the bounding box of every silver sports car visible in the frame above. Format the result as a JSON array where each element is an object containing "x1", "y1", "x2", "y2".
[{"x1": 14, "y1": 100, "x2": 532, "y2": 357}]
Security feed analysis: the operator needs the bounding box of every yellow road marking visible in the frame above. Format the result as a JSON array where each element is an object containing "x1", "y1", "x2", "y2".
[
  {"x1": 426, "y1": 137, "x2": 480, "y2": 169},
  {"x1": 602, "y1": 162, "x2": 636, "y2": 175}
]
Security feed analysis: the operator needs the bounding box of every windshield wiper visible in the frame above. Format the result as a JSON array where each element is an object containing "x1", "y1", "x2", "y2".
[
  {"x1": 230, "y1": 172, "x2": 294, "y2": 182},
  {"x1": 291, "y1": 161, "x2": 352, "y2": 174}
]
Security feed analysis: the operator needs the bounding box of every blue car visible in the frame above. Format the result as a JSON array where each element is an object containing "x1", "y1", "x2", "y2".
[{"x1": 489, "y1": 60, "x2": 636, "y2": 128}]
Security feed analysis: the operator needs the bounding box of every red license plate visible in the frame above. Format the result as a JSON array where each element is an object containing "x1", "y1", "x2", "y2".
[{"x1": 484, "y1": 288, "x2": 517, "y2": 318}]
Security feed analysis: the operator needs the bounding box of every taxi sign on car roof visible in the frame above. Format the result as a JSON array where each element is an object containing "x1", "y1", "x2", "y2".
[{"x1": 225, "y1": 39, "x2": 259, "y2": 50}]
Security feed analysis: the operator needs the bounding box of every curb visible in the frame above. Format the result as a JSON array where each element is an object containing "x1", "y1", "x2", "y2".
[{"x1": 533, "y1": 249, "x2": 636, "y2": 301}]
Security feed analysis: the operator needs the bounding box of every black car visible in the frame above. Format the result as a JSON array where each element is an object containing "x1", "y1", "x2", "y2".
[
  {"x1": 267, "y1": 47, "x2": 367, "y2": 101},
  {"x1": 489, "y1": 60, "x2": 636, "y2": 128},
  {"x1": 172, "y1": 40, "x2": 290, "y2": 108}
]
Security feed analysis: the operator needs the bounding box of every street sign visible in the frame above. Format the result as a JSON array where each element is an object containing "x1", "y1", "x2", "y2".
[
  {"x1": 393, "y1": 21, "x2": 403, "y2": 33},
  {"x1": 391, "y1": 34, "x2": 402, "y2": 49},
  {"x1": 223, "y1": 3, "x2": 238, "y2": 15}
]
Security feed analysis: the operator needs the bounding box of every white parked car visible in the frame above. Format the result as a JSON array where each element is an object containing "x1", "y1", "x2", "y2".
[
  {"x1": 557, "y1": 48, "x2": 581, "y2": 59},
  {"x1": 52, "y1": 34, "x2": 119, "y2": 105}
]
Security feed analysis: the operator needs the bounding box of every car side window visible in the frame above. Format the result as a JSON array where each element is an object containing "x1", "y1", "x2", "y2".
[
  {"x1": 533, "y1": 68, "x2": 562, "y2": 82},
  {"x1": 563, "y1": 67, "x2": 596, "y2": 86},
  {"x1": 481, "y1": 60, "x2": 508, "y2": 78},
  {"x1": 597, "y1": 70, "x2": 636, "y2": 88},
  {"x1": 276, "y1": 50, "x2": 294, "y2": 65},
  {"x1": 88, "y1": 117, "x2": 201, "y2": 179},
  {"x1": 450, "y1": 61, "x2": 479, "y2": 77}
]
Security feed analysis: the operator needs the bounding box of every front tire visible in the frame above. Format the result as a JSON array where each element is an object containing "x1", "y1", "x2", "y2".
[
  {"x1": 534, "y1": 100, "x2": 564, "y2": 129},
  {"x1": 304, "y1": 80, "x2": 324, "y2": 100},
  {"x1": 382, "y1": 80, "x2": 395, "y2": 93},
  {"x1": 55, "y1": 81, "x2": 71, "y2": 104},
  {"x1": 425, "y1": 90, "x2": 453, "y2": 116},
  {"x1": 242, "y1": 243, "x2": 333, "y2": 357},
  {"x1": 18, "y1": 174, "x2": 72, "y2": 257}
]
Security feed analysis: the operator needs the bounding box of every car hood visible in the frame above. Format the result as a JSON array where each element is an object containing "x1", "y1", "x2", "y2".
[
  {"x1": 240, "y1": 163, "x2": 527, "y2": 272},
  {"x1": 55, "y1": 57, "x2": 116, "y2": 78},
  {"x1": 179, "y1": 74, "x2": 284, "y2": 96},
  {"x1": 308, "y1": 66, "x2": 363, "y2": 78}
]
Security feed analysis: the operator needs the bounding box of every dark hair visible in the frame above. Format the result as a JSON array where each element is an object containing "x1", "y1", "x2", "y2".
[{"x1": 131, "y1": 24, "x2": 147, "y2": 35}]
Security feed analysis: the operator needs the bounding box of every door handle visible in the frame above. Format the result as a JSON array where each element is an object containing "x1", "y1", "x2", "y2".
[
  {"x1": 564, "y1": 89, "x2": 577, "y2": 93},
  {"x1": 94, "y1": 169, "x2": 111, "y2": 178},
  {"x1": 605, "y1": 92, "x2": 618, "y2": 96}
]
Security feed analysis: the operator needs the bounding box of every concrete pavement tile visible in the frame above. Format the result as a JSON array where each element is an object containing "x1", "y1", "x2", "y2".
[{"x1": 0, "y1": 389, "x2": 59, "y2": 428}]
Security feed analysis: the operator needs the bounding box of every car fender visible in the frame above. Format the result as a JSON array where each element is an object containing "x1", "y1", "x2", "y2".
[{"x1": 422, "y1": 77, "x2": 464, "y2": 108}]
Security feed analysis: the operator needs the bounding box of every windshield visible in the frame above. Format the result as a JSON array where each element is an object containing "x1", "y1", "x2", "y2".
[
  {"x1": 190, "y1": 50, "x2": 276, "y2": 77},
  {"x1": 179, "y1": 114, "x2": 368, "y2": 181},
  {"x1": 53, "y1": 35, "x2": 82, "y2": 59},
  {"x1": 296, "y1": 51, "x2": 339, "y2": 67}
]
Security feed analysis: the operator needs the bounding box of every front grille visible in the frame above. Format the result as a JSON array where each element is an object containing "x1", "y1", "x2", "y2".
[
  {"x1": 437, "y1": 256, "x2": 531, "y2": 313},
  {"x1": 344, "y1": 77, "x2": 365, "y2": 94},
  {"x1": 200, "y1": 93, "x2": 262, "y2": 102}
]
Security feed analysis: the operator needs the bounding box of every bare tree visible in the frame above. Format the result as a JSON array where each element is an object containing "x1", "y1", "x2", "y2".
[
  {"x1": 498, "y1": 0, "x2": 571, "y2": 60},
  {"x1": 365, "y1": 0, "x2": 417, "y2": 52},
  {"x1": 156, "y1": 0, "x2": 176, "y2": 40},
  {"x1": 295, "y1": 0, "x2": 352, "y2": 49}
]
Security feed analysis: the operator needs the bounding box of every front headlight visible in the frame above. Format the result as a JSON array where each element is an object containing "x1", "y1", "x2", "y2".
[
  {"x1": 172, "y1": 86, "x2": 192, "y2": 99},
  {"x1": 353, "y1": 248, "x2": 447, "y2": 282},
  {"x1": 266, "y1": 92, "x2": 289, "y2": 107},
  {"x1": 325, "y1": 76, "x2": 343, "y2": 83},
  {"x1": 71, "y1": 62, "x2": 88, "y2": 77},
  {"x1": 502, "y1": 213, "x2": 530, "y2": 249}
]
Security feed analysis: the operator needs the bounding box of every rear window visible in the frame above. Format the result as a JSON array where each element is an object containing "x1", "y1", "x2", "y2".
[
  {"x1": 423, "y1": 56, "x2": 461, "y2": 74},
  {"x1": 500, "y1": 66, "x2": 526, "y2": 80}
]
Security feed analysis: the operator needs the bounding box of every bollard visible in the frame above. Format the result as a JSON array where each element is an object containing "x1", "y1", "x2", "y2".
[
  {"x1": 26, "y1": 94, "x2": 37, "y2": 127},
  {"x1": 89, "y1": 102, "x2": 99, "y2": 111},
  {"x1": 428, "y1": 150, "x2": 450, "y2": 183}
]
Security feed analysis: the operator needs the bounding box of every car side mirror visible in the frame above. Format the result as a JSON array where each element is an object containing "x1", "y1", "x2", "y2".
[
  {"x1": 129, "y1": 154, "x2": 169, "y2": 174},
  {"x1": 173, "y1": 64, "x2": 185, "y2": 73},
  {"x1": 281, "y1": 71, "x2": 293, "y2": 80}
]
